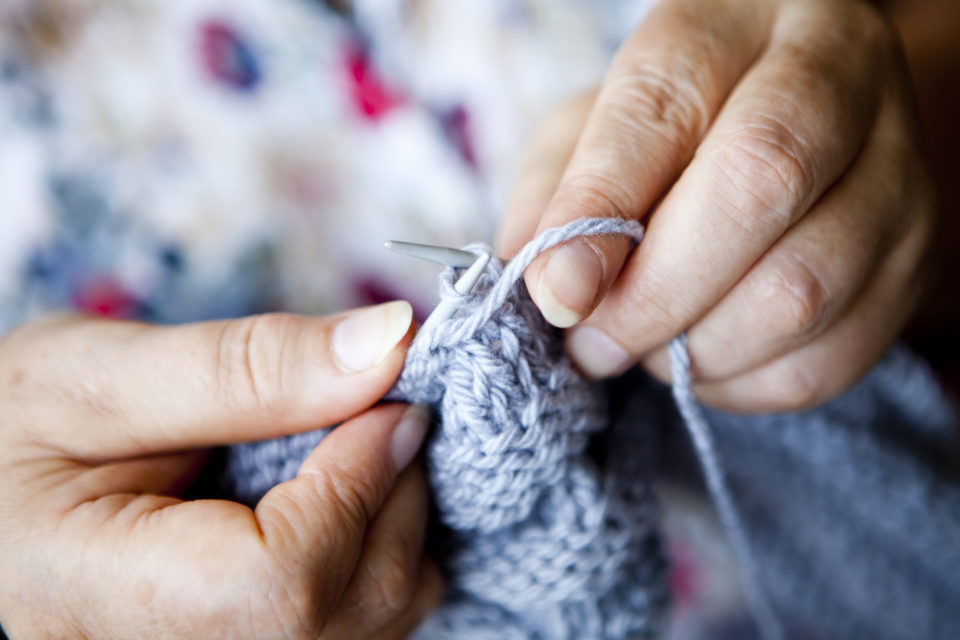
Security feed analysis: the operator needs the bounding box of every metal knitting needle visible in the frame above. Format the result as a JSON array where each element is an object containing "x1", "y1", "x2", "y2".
[
  {"x1": 385, "y1": 240, "x2": 490, "y2": 330},
  {"x1": 384, "y1": 241, "x2": 479, "y2": 268}
]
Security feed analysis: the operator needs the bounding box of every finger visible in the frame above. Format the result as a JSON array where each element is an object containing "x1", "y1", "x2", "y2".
[
  {"x1": 523, "y1": 0, "x2": 774, "y2": 327},
  {"x1": 496, "y1": 91, "x2": 597, "y2": 259},
  {"x1": 255, "y1": 403, "x2": 430, "y2": 621},
  {"x1": 51, "y1": 404, "x2": 429, "y2": 639},
  {"x1": 644, "y1": 91, "x2": 927, "y2": 383},
  {"x1": 321, "y1": 463, "x2": 430, "y2": 637},
  {"x1": 4, "y1": 302, "x2": 414, "y2": 459},
  {"x1": 692, "y1": 212, "x2": 932, "y2": 413},
  {"x1": 567, "y1": 1, "x2": 897, "y2": 376},
  {"x1": 369, "y1": 558, "x2": 444, "y2": 640}
]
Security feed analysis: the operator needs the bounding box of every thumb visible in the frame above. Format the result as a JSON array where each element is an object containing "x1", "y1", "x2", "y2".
[
  {"x1": 5, "y1": 303, "x2": 414, "y2": 460},
  {"x1": 254, "y1": 403, "x2": 430, "y2": 617}
]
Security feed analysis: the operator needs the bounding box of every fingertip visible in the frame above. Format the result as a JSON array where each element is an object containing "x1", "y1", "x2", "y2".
[
  {"x1": 530, "y1": 240, "x2": 604, "y2": 328},
  {"x1": 331, "y1": 301, "x2": 414, "y2": 374},
  {"x1": 566, "y1": 325, "x2": 634, "y2": 379},
  {"x1": 389, "y1": 403, "x2": 430, "y2": 473}
]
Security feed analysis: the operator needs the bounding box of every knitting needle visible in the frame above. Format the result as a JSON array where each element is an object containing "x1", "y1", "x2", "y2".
[
  {"x1": 384, "y1": 240, "x2": 479, "y2": 268},
  {"x1": 385, "y1": 240, "x2": 490, "y2": 330}
]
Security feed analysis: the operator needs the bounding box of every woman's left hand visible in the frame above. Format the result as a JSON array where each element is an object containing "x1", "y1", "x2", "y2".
[{"x1": 497, "y1": 0, "x2": 935, "y2": 412}]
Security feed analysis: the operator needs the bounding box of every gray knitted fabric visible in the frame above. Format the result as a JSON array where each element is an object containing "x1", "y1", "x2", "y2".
[
  {"x1": 617, "y1": 344, "x2": 960, "y2": 640},
  {"x1": 393, "y1": 219, "x2": 673, "y2": 639},
  {"x1": 228, "y1": 218, "x2": 675, "y2": 639},
  {"x1": 222, "y1": 218, "x2": 960, "y2": 640}
]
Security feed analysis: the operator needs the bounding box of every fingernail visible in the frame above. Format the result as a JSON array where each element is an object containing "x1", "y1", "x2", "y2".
[
  {"x1": 332, "y1": 301, "x2": 412, "y2": 373},
  {"x1": 391, "y1": 403, "x2": 430, "y2": 471},
  {"x1": 536, "y1": 241, "x2": 602, "y2": 328},
  {"x1": 566, "y1": 326, "x2": 633, "y2": 379}
]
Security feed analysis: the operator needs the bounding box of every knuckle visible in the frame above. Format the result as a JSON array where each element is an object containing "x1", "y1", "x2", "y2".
[
  {"x1": 603, "y1": 56, "x2": 710, "y2": 149},
  {"x1": 713, "y1": 118, "x2": 818, "y2": 233},
  {"x1": 750, "y1": 254, "x2": 830, "y2": 339},
  {"x1": 559, "y1": 172, "x2": 636, "y2": 220},
  {"x1": 214, "y1": 313, "x2": 301, "y2": 418}
]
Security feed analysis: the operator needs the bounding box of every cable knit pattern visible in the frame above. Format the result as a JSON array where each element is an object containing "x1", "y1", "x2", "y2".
[
  {"x1": 393, "y1": 218, "x2": 668, "y2": 638},
  {"x1": 220, "y1": 218, "x2": 960, "y2": 640},
  {"x1": 227, "y1": 218, "x2": 676, "y2": 639}
]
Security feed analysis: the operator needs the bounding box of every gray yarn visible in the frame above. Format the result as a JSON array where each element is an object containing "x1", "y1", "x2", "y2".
[
  {"x1": 392, "y1": 218, "x2": 670, "y2": 639},
  {"x1": 642, "y1": 344, "x2": 960, "y2": 640},
  {"x1": 226, "y1": 218, "x2": 767, "y2": 639},
  {"x1": 222, "y1": 218, "x2": 960, "y2": 640},
  {"x1": 669, "y1": 336, "x2": 783, "y2": 640}
]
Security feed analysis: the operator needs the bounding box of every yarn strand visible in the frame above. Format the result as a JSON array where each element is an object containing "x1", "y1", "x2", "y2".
[
  {"x1": 669, "y1": 335, "x2": 785, "y2": 640},
  {"x1": 420, "y1": 216, "x2": 784, "y2": 640}
]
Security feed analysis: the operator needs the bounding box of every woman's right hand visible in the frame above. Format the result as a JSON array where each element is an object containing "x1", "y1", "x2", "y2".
[{"x1": 0, "y1": 304, "x2": 442, "y2": 639}]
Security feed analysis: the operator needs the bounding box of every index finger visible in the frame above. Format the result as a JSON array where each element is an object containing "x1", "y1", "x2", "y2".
[{"x1": 523, "y1": 0, "x2": 774, "y2": 327}]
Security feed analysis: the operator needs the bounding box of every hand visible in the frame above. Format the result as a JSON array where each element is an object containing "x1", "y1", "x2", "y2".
[
  {"x1": 497, "y1": 0, "x2": 935, "y2": 412},
  {"x1": 0, "y1": 305, "x2": 443, "y2": 639}
]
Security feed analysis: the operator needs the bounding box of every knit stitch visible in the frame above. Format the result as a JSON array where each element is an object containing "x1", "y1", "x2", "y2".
[
  {"x1": 394, "y1": 218, "x2": 668, "y2": 639},
  {"x1": 225, "y1": 217, "x2": 777, "y2": 639}
]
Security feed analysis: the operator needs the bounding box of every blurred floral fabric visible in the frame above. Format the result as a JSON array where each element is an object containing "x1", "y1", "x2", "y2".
[
  {"x1": 0, "y1": 0, "x2": 644, "y2": 328},
  {"x1": 0, "y1": 1, "x2": 758, "y2": 637}
]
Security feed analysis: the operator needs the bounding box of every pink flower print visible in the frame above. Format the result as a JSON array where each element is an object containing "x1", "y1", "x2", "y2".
[{"x1": 342, "y1": 43, "x2": 403, "y2": 120}]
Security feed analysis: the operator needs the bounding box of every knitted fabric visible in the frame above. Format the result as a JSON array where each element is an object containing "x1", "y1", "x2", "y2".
[
  {"x1": 643, "y1": 344, "x2": 960, "y2": 640},
  {"x1": 221, "y1": 218, "x2": 960, "y2": 639},
  {"x1": 224, "y1": 218, "x2": 771, "y2": 639},
  {"x1": 394, "y1": 218, "x2": 669, "y2": 639}
]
